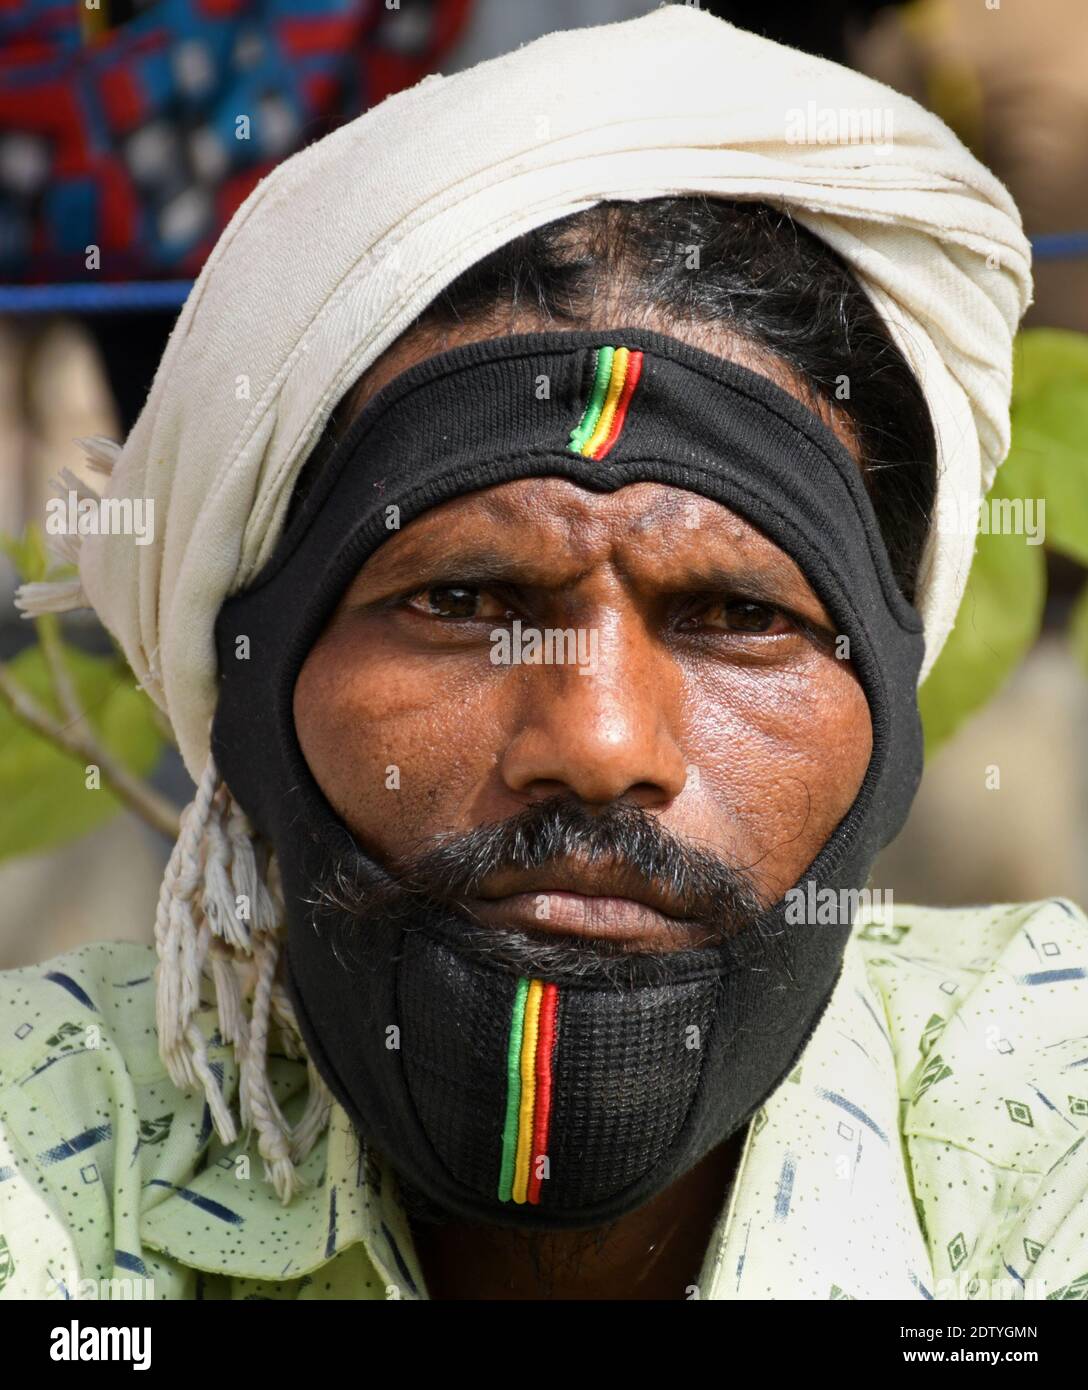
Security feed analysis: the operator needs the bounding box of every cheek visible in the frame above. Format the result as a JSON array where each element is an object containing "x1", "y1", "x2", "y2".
[
  {"x1": 682, "y1": 652, "x2": 872, "y2": 895},
  {"x1": 294, "y1": 622, "x2": 874, "y2": 896},
  {"x1": 293, "y1": 628, "x2": 504, "y2": 856}
]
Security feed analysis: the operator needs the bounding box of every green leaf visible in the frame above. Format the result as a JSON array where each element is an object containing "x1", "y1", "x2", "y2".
[
  {"x1": 0, "y1": 523, "x2": 49, "y2": 583},
  {"x1": 0, "y1": 642, "x2": 163, "y2": 861},
  {"x1": 919, "y1": 471, "x2": 1047, "y2": 754},
  {"x1": 1008, "y1": 329, "x2": 1088, "y2": 566},
  {"x1": 1011, "y1": 329, "x2": 1088, "y2": 409},
  {"x1": 921, "y1": 328, "x2": 1088, "y2": 752},
  {"x1": 1006, "y1": 412, "x2": 1088, "y2": 566}
]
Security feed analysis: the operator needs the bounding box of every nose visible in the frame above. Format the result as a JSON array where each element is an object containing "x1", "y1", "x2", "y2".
[{"x1": 498, "y1": 616, "x2": 690, "y2": 809}]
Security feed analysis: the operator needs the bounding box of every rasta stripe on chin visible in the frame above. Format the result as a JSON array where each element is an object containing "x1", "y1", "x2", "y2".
[
  {"x1": 513, "y1": 980, "x2": 542, "y2": 1203},
  {"x1": 497, "y1": 978, "x2": 528, "y2": 1203},
  {"x1": 498, "y1": 978, "x2": 560, "y2": 1205},
  {"x1": 567, "y1": 346, "x2": 644, "y2": 459},
  {"x1": 527, "y1": 983, "x2": 559, "y2": 1205}
]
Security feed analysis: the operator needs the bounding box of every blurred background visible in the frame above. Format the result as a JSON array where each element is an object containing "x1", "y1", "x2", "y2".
[{"x1": 1, "y1": 0, "x2": 1086, "y2": 968}]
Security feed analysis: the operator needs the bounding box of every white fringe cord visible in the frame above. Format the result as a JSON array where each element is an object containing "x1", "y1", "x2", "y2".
[
  {"x1": 13, "y1": 433, "x2": 329, "y2": 1202},
  {"x1": 73, "y1": 435, "x2": 122, "y2": 474},
  {"x1": 13, "y1": 437, "x2": 120, "y2": 619},
  {"x1": 152, "y1": 750, "x2": 332, "y2": 1204}
]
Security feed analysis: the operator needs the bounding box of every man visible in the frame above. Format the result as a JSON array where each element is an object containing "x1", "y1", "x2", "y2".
[{"x1": 3, "y1": 6, "x2": 1085, "y2": 1302}]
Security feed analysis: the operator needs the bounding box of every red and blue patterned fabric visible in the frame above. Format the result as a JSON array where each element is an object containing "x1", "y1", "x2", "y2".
[{"x1": 0, "y1": 0, "x2": 473, "y2": 282}]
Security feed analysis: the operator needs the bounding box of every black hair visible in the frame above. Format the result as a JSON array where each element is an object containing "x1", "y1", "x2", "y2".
[{"x1": 305, "y1": 197, "x2": 936, "y2": 603}]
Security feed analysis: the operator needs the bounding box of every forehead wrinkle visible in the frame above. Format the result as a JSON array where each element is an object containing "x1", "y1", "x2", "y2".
[
  {"x1": 356, "y1": 511, "x2": 600, "y2": 591},
  {"x1": 428, "y1": 480, "x2": 636, "y2": 578},
  {"x1": 614, "y1": 498, "x2": 804, "y2": 575},
  {"x1": 623, "y1": 487, "x2": 709, "y2": 533},
  {"x1": 607, "y1": 542, "x2": 820, "y2": 610},
  {"x1": 473, "y1": 478, "x2": 620, "y2": 551},
  {"x1": 355, "y1": 477, "x2": 813, "y2": 599},
  {"x1": 605, "y1": 507, "x2": 828, "y2": 618}
]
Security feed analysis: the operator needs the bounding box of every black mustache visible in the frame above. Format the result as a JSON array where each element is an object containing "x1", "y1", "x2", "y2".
[
  {"x1": 395, "y1": 795, "x2": 761, "y2": 926},
  {"x1": 307, "y1": 795, "x2": 794, "y2": 986}
]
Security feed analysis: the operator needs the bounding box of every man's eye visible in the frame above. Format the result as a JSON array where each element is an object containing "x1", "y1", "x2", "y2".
[
  {"x1": 404, "y1": 585, "x2": 510, "y2": 621},
  {"x1": 694, "y1": 600, "x2": 791, "y2": 635}
]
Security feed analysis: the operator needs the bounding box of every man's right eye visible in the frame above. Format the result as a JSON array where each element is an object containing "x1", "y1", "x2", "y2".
[{"x1": 404, "y1": 585, "x2": 512, "y2": 621}]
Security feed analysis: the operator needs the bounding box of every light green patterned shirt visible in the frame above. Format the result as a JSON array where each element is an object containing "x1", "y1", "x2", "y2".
[{"x1": 1, "y1": 898, "x2": 1086, "y2": 1300}]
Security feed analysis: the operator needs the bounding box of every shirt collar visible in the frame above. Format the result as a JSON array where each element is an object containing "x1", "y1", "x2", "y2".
[
  {"x1": 139, "y1": 1021, "x2": 427, "y2": 1296},
  {"x1": 700, "y1": 924, "x2": 932, "y2": 1299}
]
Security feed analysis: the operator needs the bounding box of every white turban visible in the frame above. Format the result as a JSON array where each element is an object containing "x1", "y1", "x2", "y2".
[{"x1": 20, "y1": 3, "x2": 1032, "y2": 783}]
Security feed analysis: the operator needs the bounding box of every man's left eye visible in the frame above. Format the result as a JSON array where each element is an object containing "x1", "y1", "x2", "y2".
[
  {"x1": 696, "y1": 600, "x2": 791, "y2": 635},
  {"x1": 404, "y1": 585, "x2": 511, "y2": 621}
]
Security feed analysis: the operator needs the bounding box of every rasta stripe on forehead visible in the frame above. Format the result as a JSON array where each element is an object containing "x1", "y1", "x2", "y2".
[
  {"x1": 498, "y1": 978, "x2": 560, "y2": 1204},
  {"x1": 567, "y1": 346, "x2": 644, "y2": 459}
]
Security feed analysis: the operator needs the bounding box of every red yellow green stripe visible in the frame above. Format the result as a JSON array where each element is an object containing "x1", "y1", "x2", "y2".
[
  {"x1": 567, "y1": 346, "x2": 644, "y2": 460},
  {"x1": 497, "y1": 978, "x2": 528, "y2": 1203},
  {"x1": 498, "y1": 978, "x2": 560, "y2": 1205},
  {"x1": 527, "y1": 984, "x2": 559, "y2": 1204},
  {"x1": 512, "y1": 980, "x2": 543, "y2": 1202}
]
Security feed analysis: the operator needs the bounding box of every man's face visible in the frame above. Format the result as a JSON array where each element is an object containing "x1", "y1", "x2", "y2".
[{"x1": 293, "y1": 435, "x2": 873, "y2": 946}]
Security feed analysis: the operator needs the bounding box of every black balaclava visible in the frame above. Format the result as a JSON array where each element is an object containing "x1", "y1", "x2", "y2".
[{"x1": 211, "y1": 326, "x2": 925, "y2": 1231}]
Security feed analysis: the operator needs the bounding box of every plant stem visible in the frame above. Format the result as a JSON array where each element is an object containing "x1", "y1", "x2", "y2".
[
  {"x1": 0, "y1": 663, "x2": 182, "y2": 840},
  {"x1": 35, "y1": 614, "x2": 81, "y2": 726}
]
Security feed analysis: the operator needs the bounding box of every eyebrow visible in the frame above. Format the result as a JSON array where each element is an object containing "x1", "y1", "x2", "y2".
[
  {"x1": 652, "y1": 558, "x2": 834, "y2": 632},
  {"x1": 352, "y1": 542, "x2": 828, "y2": 615}
]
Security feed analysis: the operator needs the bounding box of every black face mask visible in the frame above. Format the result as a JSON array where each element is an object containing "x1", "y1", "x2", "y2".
[{"x1": 211, "y1": 326, "x2": 925, "y2": 1232}]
